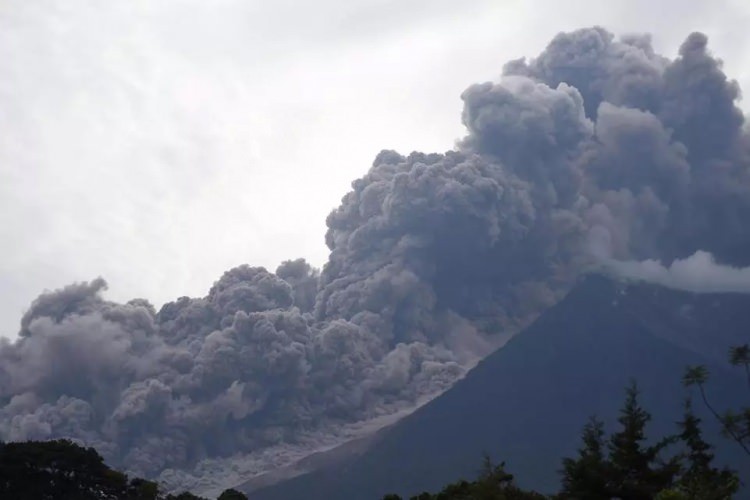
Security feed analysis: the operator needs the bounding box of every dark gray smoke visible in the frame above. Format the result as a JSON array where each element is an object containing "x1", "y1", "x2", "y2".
[{"x1": 2, "y1": 27, "x2": 750, "y2": 490}]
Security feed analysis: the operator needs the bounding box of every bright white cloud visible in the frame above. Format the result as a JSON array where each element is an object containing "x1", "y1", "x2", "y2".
[{"x1": 604, "y1": 251, "x2": 750, "y2": 293}]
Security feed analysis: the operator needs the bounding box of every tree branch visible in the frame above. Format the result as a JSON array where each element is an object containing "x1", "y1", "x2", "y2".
[{"x1": 698, "y1": 384, "x2": 750, "y2": 457}]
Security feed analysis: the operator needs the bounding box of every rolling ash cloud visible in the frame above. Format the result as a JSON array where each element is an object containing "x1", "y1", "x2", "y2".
[{"x1": 2, "y1": 27, "x2": 750, "y2": 485}]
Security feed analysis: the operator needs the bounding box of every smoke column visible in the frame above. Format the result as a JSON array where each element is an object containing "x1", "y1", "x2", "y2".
[{"x1": 2, "y1": 27, "x2": 750, "y2": 489}]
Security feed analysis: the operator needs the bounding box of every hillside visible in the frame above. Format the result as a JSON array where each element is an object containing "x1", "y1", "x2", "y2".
[{"x1": 250, "y1": 274, "x2": 750, "y2": 499}]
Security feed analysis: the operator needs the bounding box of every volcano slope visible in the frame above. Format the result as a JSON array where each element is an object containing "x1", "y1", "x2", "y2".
[{"x1": 250, "y1": 274, "x2": 750, "y2": 499}]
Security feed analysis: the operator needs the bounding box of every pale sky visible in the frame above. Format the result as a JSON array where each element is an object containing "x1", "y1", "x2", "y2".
[{"x1": 2, "y1": 0, "x2": 749, "y2": 339}]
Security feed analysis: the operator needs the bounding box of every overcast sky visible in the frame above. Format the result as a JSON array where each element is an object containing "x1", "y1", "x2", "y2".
[{"x1": 2, "y1": 0, "x2": 749, "y2": 339}]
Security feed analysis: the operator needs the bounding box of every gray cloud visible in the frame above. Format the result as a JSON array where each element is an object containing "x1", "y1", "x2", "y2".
[
  {"x1": 503, "y1": 27, "x2": 668, "y2": 117},
  {"x1": 2, "y1": 26, "x2": 750, "y2": 494}
]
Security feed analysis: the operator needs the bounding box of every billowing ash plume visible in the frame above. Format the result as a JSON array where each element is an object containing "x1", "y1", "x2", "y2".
[{"x1": 2, "y1": 27, "x2": 750, "y2": 486}]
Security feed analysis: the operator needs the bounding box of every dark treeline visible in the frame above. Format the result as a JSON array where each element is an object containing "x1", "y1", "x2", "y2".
[{"x1": 0, "y1": 439, "x2": 247, "y2": 500}]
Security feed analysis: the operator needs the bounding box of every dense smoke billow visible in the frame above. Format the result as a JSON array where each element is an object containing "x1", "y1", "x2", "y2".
[{"x1": 2, "y1": 27, "x2": 750, "y2": 483}]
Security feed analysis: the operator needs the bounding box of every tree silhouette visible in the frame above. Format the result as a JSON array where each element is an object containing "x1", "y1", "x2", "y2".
[
  {"x1": 684, "y1": 343, "x2": 750, "y2": 456},
  {"x1": 0, "y1": 439, "x2": 162, "y2": 499},
  {"x1": 670, "y1": 398, "x2": 739, "y2": 499},
  {"x1": 606, "y1": 382, "x2": 679, "y2": 499},
  {"x1": 217, "y1": 488, "x2": 249, "y2": 500},
  {"x1": 558, "y1": 417, "x2": 609, "y2": 499},
  {"x1": 381, "y1": 456, "x2": 545, "y2": 499}
]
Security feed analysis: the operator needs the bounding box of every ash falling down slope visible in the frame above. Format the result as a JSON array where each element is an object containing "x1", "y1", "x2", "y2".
[{"x1": 3, "y1": 26, "x2": 750, "y2": 490}]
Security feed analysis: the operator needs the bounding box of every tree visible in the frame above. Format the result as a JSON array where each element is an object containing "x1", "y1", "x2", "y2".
[
  {"x1": 217, "y1": 488, "x2": 249, "y2": 500},
  {"x1": 472, "y1": 455, "x2": 528, "y2": 500},
  {"x1": 683, "y1": 343, "x2": 750, "y2": 456},
  {"x1": 729, "y1": 344, "x2": 750, "y2": 383},
  {"x1": 558, "y1": 417, "x2": 610, "y2": 499},
  {"x1": 670, "y1": 399, "x2": 739, "y2": 500},
  {"x1": 559, "y1": 384, "x2": 682, "y2": 500},
  {"x1": 385, "y1": 457, "x2": 545, "y2": 499},
  {"x1": 0, "y1": 439, "x2": 131, "y2": 500},
  {"x1": 127, "y1": 477, "x2": 162, "y2": 499},
  {"x1": 0, "y1": 439, "x2": 209, "y2": 500},
  {"x1": 606, "y1": 382, "x2": 678, "y2": 499}
]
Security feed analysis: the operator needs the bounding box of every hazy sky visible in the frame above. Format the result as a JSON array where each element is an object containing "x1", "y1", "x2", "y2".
[{"x1": 2, "y1": 0, "x2": 749, "y2": 338}]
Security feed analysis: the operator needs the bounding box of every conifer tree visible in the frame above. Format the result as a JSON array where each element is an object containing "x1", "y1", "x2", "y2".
[
  {"x1": 672, "y1": 399, "x2": 739, "y2": 499},
  {"x1": 606, "y1": 382, "x2": 679, "y2": 499},
  {"x1": 558, "y1": 417, "x2": 610, "y2": 499},
  {"x1": 217, "y1": 489, "x2": 249, "y2": 500}
]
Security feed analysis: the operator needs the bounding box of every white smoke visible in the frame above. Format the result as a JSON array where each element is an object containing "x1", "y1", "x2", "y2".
[{"x1": 604, "y1": 250, "x2": 750, "y2": 293}]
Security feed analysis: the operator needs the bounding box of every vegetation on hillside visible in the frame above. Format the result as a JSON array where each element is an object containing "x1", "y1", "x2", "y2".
[{"x1": 382, "y1": 344, "x2": 749, "y2": 500}]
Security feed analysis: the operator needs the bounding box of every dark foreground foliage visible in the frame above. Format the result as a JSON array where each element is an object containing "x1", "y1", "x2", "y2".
[
  {"x1": 382, "y1": 456, "x2": 546, "y2": 499},
  {"x1": 383, "y1": 374, "x2": 742, "y2": 500},
  {"x1": 0, "y1": 439, "x2": 247, "y2": 500},
  {"x1": 556, "y1": 382, "x2": 739, "y2": 500}
]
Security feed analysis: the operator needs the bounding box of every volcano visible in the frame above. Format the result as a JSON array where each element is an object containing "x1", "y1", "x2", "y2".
[{"x1": 250, "y1": 274, "x2": 750, "y2": 499}]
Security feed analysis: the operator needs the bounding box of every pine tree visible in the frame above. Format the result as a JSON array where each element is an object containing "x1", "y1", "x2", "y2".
[
  {"x1": 607, "y1": 381, "x2": 679, "y2": 499},
  {"x1": 217, "y1": 489, "x2": 249, "y2": 500},
  {"x1": 672, "y1": 399, "x2": 739, "y2": 500},
  {"x1": 558, "y1": 416, "x2": 610, "y2": 499}
]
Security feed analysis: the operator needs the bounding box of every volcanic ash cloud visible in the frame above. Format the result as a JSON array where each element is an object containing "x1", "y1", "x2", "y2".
[{"x1": 2, "y1": 27, "x2": 750, "y2": 484}]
